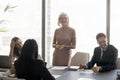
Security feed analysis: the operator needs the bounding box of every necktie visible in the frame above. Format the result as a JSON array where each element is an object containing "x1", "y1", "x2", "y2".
[{"x1": 101, "y1": 49, "x2": 105, "y2": 59}]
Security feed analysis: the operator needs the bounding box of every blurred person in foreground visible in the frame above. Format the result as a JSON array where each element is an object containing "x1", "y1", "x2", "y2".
[{"x1": 14, "y1": 39, "x2": 55, "y2": 80}]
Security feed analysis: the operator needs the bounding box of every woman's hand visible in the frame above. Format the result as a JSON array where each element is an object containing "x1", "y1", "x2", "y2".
[
  {"x1": 56, "y1": 44, "x2": 64, "y2": 49},
  {"x1": 79, "y1": 64, "x2": 87, "y2": 69},
  {"x1": 10, "y1": 40, "x2": 16, "y2": 48},
  {"x1": 10, "y1": 67, "x2": 16, "y2": 74}
]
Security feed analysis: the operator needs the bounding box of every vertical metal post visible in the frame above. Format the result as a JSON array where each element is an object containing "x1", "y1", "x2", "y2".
[
  {"x1": 42, "y1": 0, "x2": 46, "y2": 61},
  {"x1": 106, "y1": 0, "x2": 110, "y2": 44}
]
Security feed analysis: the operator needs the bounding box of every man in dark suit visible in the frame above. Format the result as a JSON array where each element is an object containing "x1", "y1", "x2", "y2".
[{"x1": 80, "y1": 33, "x2": 118, "y2": 72}]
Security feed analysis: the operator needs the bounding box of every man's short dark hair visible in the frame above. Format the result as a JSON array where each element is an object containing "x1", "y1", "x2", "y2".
[{"x1": 96, "y1": 33, "x2": 106, "y2": 40}]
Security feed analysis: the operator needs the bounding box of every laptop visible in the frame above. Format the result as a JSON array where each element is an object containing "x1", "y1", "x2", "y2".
[
  {"x1": 66, "y1": 66, "x2": 79, "y2": 71},
  {"x1": 0, "y1": 55, "x2": 12, "y2": 69}
]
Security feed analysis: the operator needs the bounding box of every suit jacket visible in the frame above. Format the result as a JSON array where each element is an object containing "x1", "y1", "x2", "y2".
[
  {"x1": 14, "y1": 59, "x2": 55, "y2": 80},
  {"x1": 87, "y1": 45, "x2": 118, "y2": 72}
]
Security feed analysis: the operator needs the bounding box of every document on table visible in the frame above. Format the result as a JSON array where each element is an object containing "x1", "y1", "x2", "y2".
[
  {"x1": 79, "y1": 70, "x2": 93, "y2": 74},
  {"x1": 53, "y1": 74, "x2": 61, "y2": 78},
  {"x1": 78, "y1": 78, "x2": 95, "y2": 80},
  {"x1": 51, "y1": 66, "x2": 68, "y2": 70}
]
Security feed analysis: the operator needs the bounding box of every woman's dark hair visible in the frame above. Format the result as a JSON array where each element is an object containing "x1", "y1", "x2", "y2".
[
  {"x1": 19, "y1": 39, "x2": 38, "y2": 60},
  {"x1": 12, "y1": 37, "x2": 21, "y2": 58}
]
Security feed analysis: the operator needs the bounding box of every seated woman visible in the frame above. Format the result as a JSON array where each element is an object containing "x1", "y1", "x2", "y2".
[
  {"x1": 14, "y1": 39, "x2": 55, "y2": 80},
  {"x1": 9, "y1": 37, "x2": 43, "y2": 75},
  {"x1": 9, "y1": 37, "x2": 22, "y2": 62},
  {"x1": 9, "y1": 37, "x2": 43, "y2": 61}
]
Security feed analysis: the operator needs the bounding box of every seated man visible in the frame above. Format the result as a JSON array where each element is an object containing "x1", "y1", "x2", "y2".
[{"x1": 80, "y1": 33, "x2": 118, "y2": 72}]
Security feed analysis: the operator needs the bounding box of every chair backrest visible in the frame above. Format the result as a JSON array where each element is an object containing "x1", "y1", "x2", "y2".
[
  {"x1": 0, "y1": 55, "x2": 12, "y2": 68},
  {"x1": 116, "y1": 58, "x2": 120, "y2": 69},
  {"x1": 70, "y1": 52, "x2": 89, "y2": 66}
]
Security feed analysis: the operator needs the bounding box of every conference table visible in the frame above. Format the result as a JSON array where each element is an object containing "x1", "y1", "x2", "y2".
[{"x1": 49, "y1": 66, "x2": 120, "y2": 80}]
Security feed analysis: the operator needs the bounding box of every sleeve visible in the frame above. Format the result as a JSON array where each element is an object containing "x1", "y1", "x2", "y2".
[
  {"x1": 38, "y1": 61, "x2": 55, "y2": 80},
  {"x1": 71, "y1": 29, "x2": 76, "y2": 49},
  {"x1": 52, "y1": 29, "x2": 57, "y2": 48},
  {"x1": 100, "y1": 45, "x2": 118, "y2": 72},
  {"x1": 87, "y1": 48, "x2": 97, "y2": 69}
]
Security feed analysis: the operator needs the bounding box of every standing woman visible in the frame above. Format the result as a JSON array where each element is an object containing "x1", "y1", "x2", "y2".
[{"x1": 52, "y1": 12, "x2": 76, "y2": 66}]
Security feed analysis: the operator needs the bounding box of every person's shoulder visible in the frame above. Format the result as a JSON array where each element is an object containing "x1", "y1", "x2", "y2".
[
  {"x1": 94, "y1": 46, "x2": 100, "y2": 50},
  {"x1": 54, "y1": 27, "x2": 61, "y2": 33},
  {"x1": 34, "y1": 60, "x2": 46, "y2": 66},
  {"x1": 68, "y1": 27, "x2": 75, "y2": 30},
  {"x1": 108, "y1": 44, "x2": 114, "y2": 47},
  {"x1": 108, "y1": 44, "x2": 118, "y2": 50},
  {"x1": 67, "y1": 27, "x2": 76, "y2": 33},
  {"x1": 108, "y1": 44, "x2": 116, "y2": 48},
  {"x1": 35, "y1": 59, "x2": 44, "y2": 63}
]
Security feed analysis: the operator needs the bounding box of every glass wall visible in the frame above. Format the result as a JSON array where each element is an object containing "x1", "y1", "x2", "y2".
[
  {"x1": 46, "y1": 0, "x2": 106, "y2": 66},
  {"x1": 111, "y1": 0, "x2": 120, "y2": 57},
  {"x1": 0, "y1": 0, "x2": 42, "y2": 56}
]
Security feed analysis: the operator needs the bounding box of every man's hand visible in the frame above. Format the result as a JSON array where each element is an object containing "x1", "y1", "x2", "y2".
[
  {"x1": 92, "y1": 66, "x2": 102, "y2": 72},
  {"x1": 79, "y1": 64, "x2": 87, "y2": 70}
]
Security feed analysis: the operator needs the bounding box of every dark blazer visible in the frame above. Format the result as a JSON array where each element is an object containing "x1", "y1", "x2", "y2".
[
  {"x1": 14, "y1": 59, "x2": 55, "y2": 80},
  {"x1": 87, "y1": 45, "x2": 118, "y2": 72}
]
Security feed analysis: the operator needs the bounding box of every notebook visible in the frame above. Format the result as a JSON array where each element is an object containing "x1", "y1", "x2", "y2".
[
  {"x1": 66, "y1": 60, "x2": 79, "y2": 71},
  {"x1": 0, "y1": 55, "x2": 12, "y2": 69}
]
